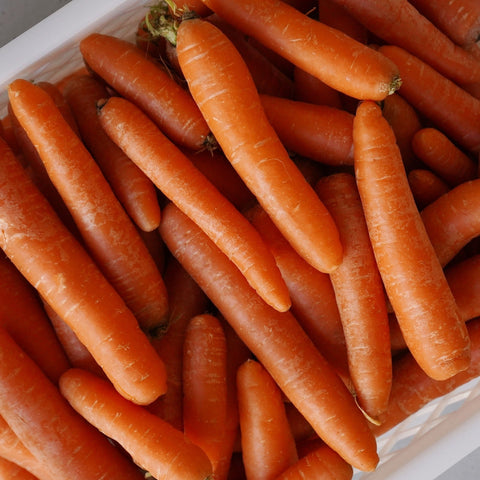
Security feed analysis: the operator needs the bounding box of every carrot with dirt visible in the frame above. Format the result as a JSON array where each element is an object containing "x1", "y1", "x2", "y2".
[
  {"x1": 353, "y1": 100, "x2": 470, "y2": 381},
  {"x1": 59, "y1": 367, "x2": 213, "y2": 480},
  {"x1": 186, "y1": 0, "x2": 400, "y2": 100},
  {"x1": 0, "y1": 135, "x2": 166, "y2": 405},
  {"x1": 259, "y1": 94, "x2": 354, "y2": 166},
  {"x1": 63, "y1": 74, "x2": 162, "y2": 232},
  {"x1": 407, "y1": 169, "x2": 450, "y2": 209},
  {"x1": 98, "y1": 95, "x2": 291, "y2": 312},
  {"x1": 79, "y1": 32, "x2": 212, "y2": 151},
  {"x1": 420, "y1": 178, "x2": 480, "y2": 267},
  {"x1": 159, "y1": 202, "x2": 379, "y2": 472},
  {"x1": 379, "y1": 45, "x2": 480, "y2": 153},
  {"x1": 316, "y1": 172, "x2": 392, "y2": 419},
  {"x1": 174, "y1": 17, "x2": 344, "y2": 274},
  {"x1": 8, "y1": 78, "x2": 169, "y2": 336}
]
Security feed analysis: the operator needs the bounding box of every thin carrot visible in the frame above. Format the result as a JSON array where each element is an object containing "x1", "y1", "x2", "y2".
[
  {"x1": 379, "y1": 44, "x2": 480, "y2": 153},
  {"x1": 79, "y1": 32, "x2": 212, "y2": 151},
  {"x1": 237, "y1": 359, "x2": 298, "y2": 480},
  {"x1": 373, "y1": 316, "x2": 480, "y2": 436},
  {"x1": 0, "y1": 327, "x2": 147, "y2": 480},
  {"x1": 195, "y1": 0, "x2": 401, "y2": 100},
  {"x1": 98, "y1": 95, "x2": 291, "y2": 312},
  {"x1": 331, "y1": 0, "x2": 480, "y2": 85},
  {"x1": 316, "y1": 172, "x2": 392, "y2": 419},
  {"x1": 259, "y1": 94, "x2": 354, "y2": 166},
  {"x1": 9, "y1": 78, "x2": 169, "y2": 335},
  {"x1": 407, "y1": 168, "x2": 450, "y2": 210},
  {"x1": 175, "y1": 17, "x2": 343, "y2": 273},
  {"x1": 0, "y1": 456, "x2": 42, "y2": 480},
  {"x1": 183, "y1": 314, "x2": 229, "y2": 478},
  {"x1": 420, "y1": 178, "x2": 480, "y2": 267},
  {"x1": 353, "y1": 100, "x2": 470, "y2": 381},
  {"x1": 159, "y1": 202, "x2": 379, "y2": 472},
  {"x1": 63, "y1": 74, "x2": 162, "y2": 232},
  {"x1": 0, "y1": 135, "x2": 166, "y2": 405},
  {"x1": 59, "y1": 368, "x2": 213, "y2": 480}
]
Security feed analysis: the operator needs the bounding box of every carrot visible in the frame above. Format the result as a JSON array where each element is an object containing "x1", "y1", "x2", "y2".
[
  {"x1": 0, "y1": 253, "x2": 70, "y2": 384},
  {"x1": 316, "y1": 172, "x2": 392, "y2": 418},
  {"x1": 165, "y1": 0, "x2": 212, "y2": 16},
  {"x1": 331, "y1": 0, "x2": 480, "y2": 85},
  {"x1": 175, "y1": 17, "x2": 343, "y2": 274},
  {"x1": 245, "y1": 203, "x2": 350, "y2": 384},
  {"x1": 183, "y1": 314, "x2": 230, "y2": 478},
  {"x1": 236, "y1": 359, "x2": 298, "y2": 480},
  {"x1": 408, "y1": 0, "x2": 480, "y2": 47},
  {"x1": 59, "y1": 368, "x2": 213, "y2": 480},
  {"x1": 0, "y1": 114, "x2": 20, "y2": 154},
  {"x1": 373, "y1": 316, "x2": 480, "y2": 436},
  {"x1": 148, "y1": 256, "x2": 210, "y2": 429},
  {"x1": 0, "y1": 327, "x2": 147, "y2": 480},
  {"x1": 63, "y1": 74, "x2": 162, "y2": 232},
  {"x1": 0, "y1": 135, "x2": 166, "y2": 405},
  {"x1": 420, "y1": 178, "x2": 480, "y2": 267},
  {"x1": 8, "y1": 78, "x2": 169, "y2": 335},
  {"x1": 407, "y1": 168, "x2": 450, "y2": 209},
  {"x1": 259, "y1": 94, "x2": 354, "y2": 166},
  {"x1": 284, "y1": 403, "x2": 316, "y2": 445},
  {"x1": 159, "y1": 202, "x2": 379, "y2": 472},
  {"x1": 379, "y1": 44, "x2": 480, "y2": 153},
  {"x1": 353, "y1": 100, "x2": 470, "y2": 381},
  {"x1": 411, "y1": 127, "x2": 477, "y2": 186},
  {"x1": 98, "y1": 95, "x2": 291, "y2": 312},
  {"x1": 79, "y1": 32, "x2": 213, "y2": 151},
  {"x1": 0, "y1": 456, "x2": 43, "y2": 480},
  {"x1": 193, "y1": 0, "x2": 401, "y2": 100},
  {"x1": 137, "y1": 227, "x2": 167, "y2": 273}
]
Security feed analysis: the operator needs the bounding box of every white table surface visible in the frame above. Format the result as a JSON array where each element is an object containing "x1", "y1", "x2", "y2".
[{"x1": 0, "y1": 0, "x2": 479, "y2": 478}]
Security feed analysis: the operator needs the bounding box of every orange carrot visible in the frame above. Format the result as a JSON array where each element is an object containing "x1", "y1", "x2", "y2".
[
  {"x1": 316, "y1": 172, "x2": 392, "y2": 418},
  {"x1": 59, "y1": 368, "x2": 213, "y2": 480},
  {"x1": 0, "y1": 456, "x2": 43, "y2": 480},
  {"x1": 63, "y1": 74, "x2": 162, "y2": 232},
  {"x1": 159, "y1": 202, "x2": 379, "y2": 472},
  {"x1": 79, "y1": 32, "x2": 212, "y2": 150},
  {"x1": 379, "y1": 44, "x2": 480, "y2": 153},
  {"x1": 411, "y1": 127, "x2": 477, "y2": 186},
  {"x1": 0, "y1": 135, "x2": 166, "y2": 405},
  {"x1": 183, "y1": 314, "x2": 229, "y2": 478},
  {"x1": 407, "y1": 168, "x2": 450, "y2": 209},
  {"x1": 420, "y1": 178, "x2": 480, "y2": 267},
  {"x1": 0, "y1": 328, "x2": 146, "y2": 480},
  {"x1": 98, "y1": 95, "x2": 291, "y2": 312},
  {"x1": 332, "y1": 0, "x2": 480, "y2": 85},
  {"x1": 259, "y1": 94, "x2": 354, "y2": 166},
  {"x1": 175, "y1": 17, "x2": 343, "y2": 273},
  {"x1": 196, "y1": 0, "x2": 400, "y2": 100},
  {"x1": 9, "y1": 78, "x2": 169, "y2": 335},
  {"x1": 353, "y1": 100, "x2": 470, "y2": 381},
  {"x1": 237, "y1": 359, "x2": 298, "y2": 480},
  {"x1": 0, "y1": 114, "x2": 20, "y2": 154}
]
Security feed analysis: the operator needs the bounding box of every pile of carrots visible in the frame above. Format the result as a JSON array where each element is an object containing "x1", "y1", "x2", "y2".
[{"x1": 1, "y1": 0, "x2": 480, "y2": 478}]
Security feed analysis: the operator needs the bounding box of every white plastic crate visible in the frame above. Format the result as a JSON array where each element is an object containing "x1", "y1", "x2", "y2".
[{"x1": 1, "y1": 1, "x2": 480, "y2": 478}]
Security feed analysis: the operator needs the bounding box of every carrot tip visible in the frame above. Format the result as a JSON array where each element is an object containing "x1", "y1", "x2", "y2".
[{"x1": 388, "y1": 75, "x2": 402, "y2": 96}]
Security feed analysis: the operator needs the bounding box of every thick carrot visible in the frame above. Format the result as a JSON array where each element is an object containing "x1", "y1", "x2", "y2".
[
  {"x1": 411, "y1": 127, "x2": 477, "y2": 186},
  {"x1": 9, "y1": 78, "x2": 169, "y2": 335},
  {"x1": 59, "y1": 368, "x2": 213, "y2": 480},
  {"x1": 353, "y1": 100, "x2": 470, "y2": 381},
  {"x1": 259, "y1": 94, "x2": 354, "y2": 166},
  {"x1": 197, "y1": 0, "x2": 400, "y2": 100},
  {"x1": 79, "y1": 32, "x2": 212, "y2": 150},
  {"x1": 316, "y1": 172, "x2": 392, "y2": 418},
  {"x1": 63, "y1": 74, "x2": 162, "y2": 232},
  {"x1": 293, "y1": 66, "x2": 343, "y2": 108},
  {"x1": 420, "y1": 178, "x2": 480, "y2": 267},
  {"x1": 0, "y1": 456, "x2": 42, "y2": 480},
  {"x1": 331, "y1": 0, "x2": 480, "y2": 85},
  {"x1": 373, "y1": 316, "x2": 480, "y2": 436},
  {"x1": 159, "y1": 202, "x2": 379, "y2": 472},
  {"x1": 0, "y1": 136, "x2": 166, "y2": 405},
  {"x1": 0, "y1": 328, "x2": 147, "y2": 480},
  {"x1": 183, "y1": 314, "x2": 229, "y2": 478},
  {"x1": 98, "y1": 95, "x2": 291, "y2": 312},
  {"x1": 237, "y1": 359, "x2": 298, "y2": 480},
  {"x1": 176, "y1": 17, "x2": 343, "y2": 273},
  {"x1": 407, "y1": 168, "x2": 450, "y2": 209},
  {"x1": 379, "y1": 44, "x2": 480, "y2": 153}
]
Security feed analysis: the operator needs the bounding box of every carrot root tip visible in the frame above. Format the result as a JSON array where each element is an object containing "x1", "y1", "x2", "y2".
[{"x1": 388, "y1": 75, "x2": 402, "y2": 96}]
